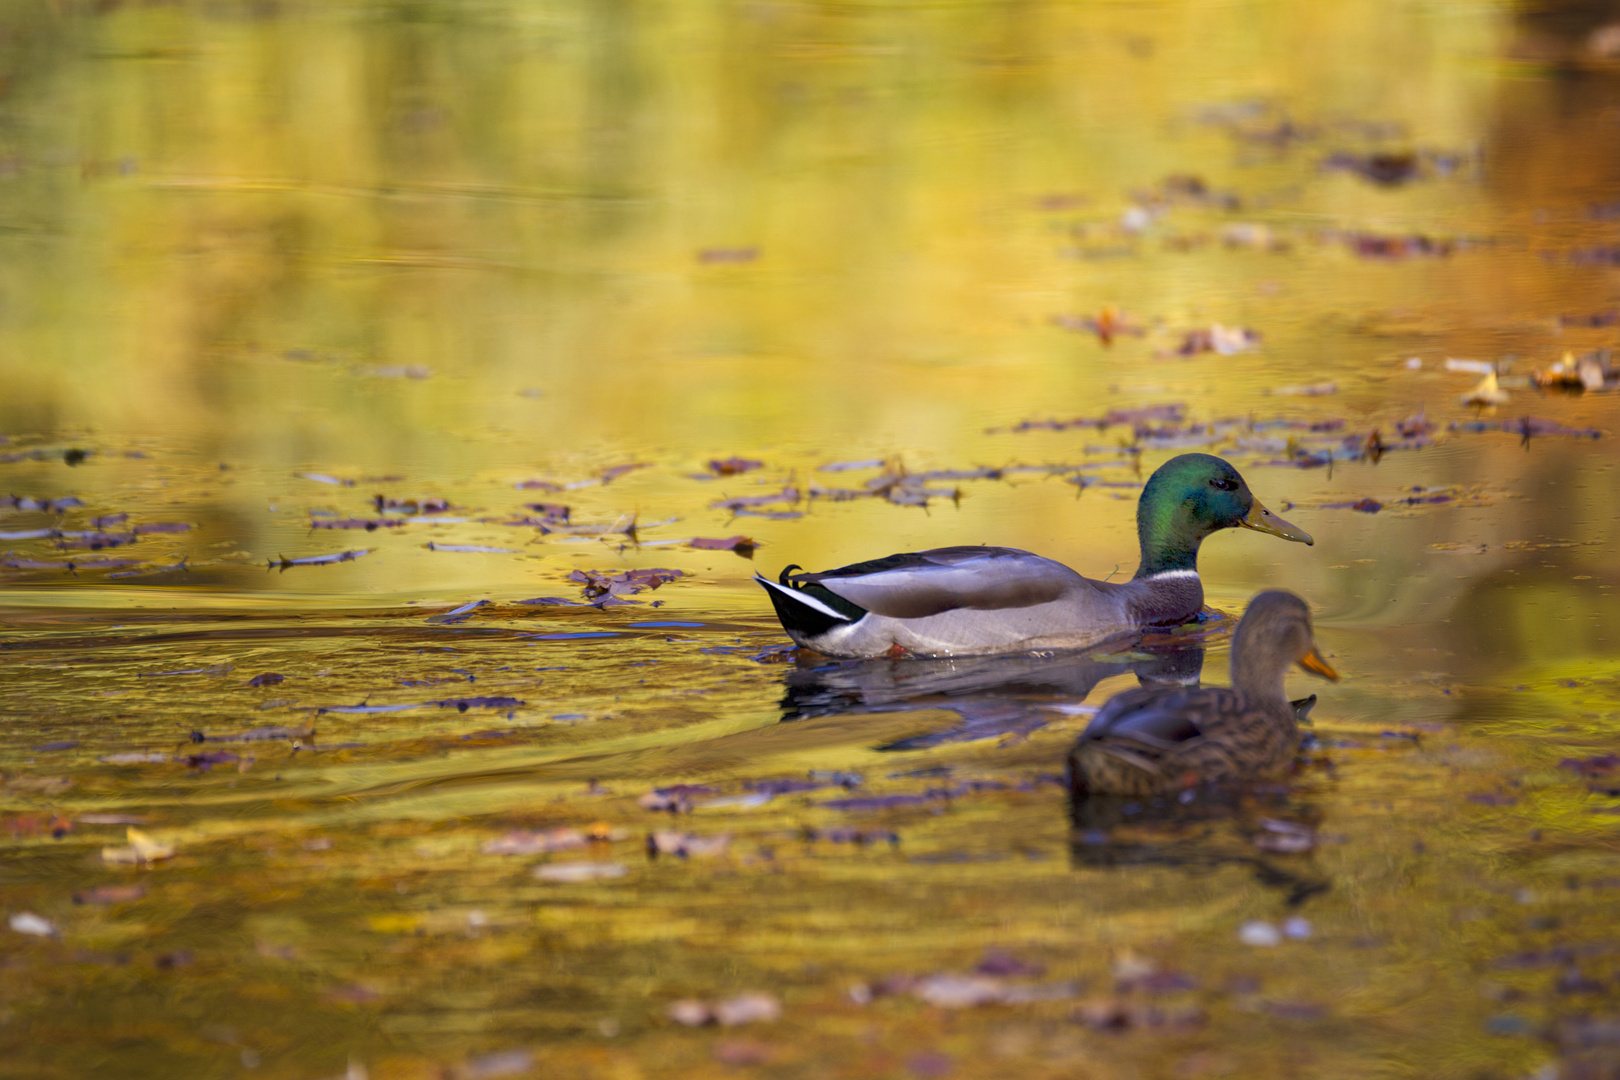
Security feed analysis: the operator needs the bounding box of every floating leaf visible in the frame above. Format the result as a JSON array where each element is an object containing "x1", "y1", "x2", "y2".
[
  {"x1": 310, "y1": 518, "x2": 405, "y2": 531},
  {"x1": 1459, "y1": 370, "x2": 1509, "y2": 408},
  {"x1": 374, "y1": 495, "x2": 451, "y2": 514},
  {"x1": 1272, "y1": 382, "x2": 1337, "y2": 396},
  {"x1": 72, "y1": 884, "x2": 146, "y2": 905},
  {"x1": 54, "y1": 531, "x2": 136, "y2": 550},
  {"x1": 9, "y1": 913, "x2": 56, "y2": 937},
  {"x1": 424, "y1": 600, "x2": 492, "y2": 624},
  {"x1": 569, "y1": 567, "x2": 684, "y2": 600},
  {"x1": 996, "y1": 403, "x2": 1186, "y2": 434},
  {"x1": 532, "y1": 861, "x2": 625, "y2": 883},
  {"x1": 1050, "y1": 306, "x2": 1145, "y2": 344},
  {"x1": 1320, "y1": 498, "x2": 1382, "y2": 513},
  {"x1": 482, "y1": 825, "x2": 626, "y2": 855},
  {"x1": 647, "y1": 830, "x2": 732, "y2": 858},
  {"x1": 697, "y1": 247, "x2": 759, "y2": 264},
  {"x1": 680, "y1": 992, "x2": 782, "y2": 1026},
  {"x1": 1169, "y1": 324, "x2": 1260, "y2": 357},
  {"x1": 599, "y1": 463, "x2": 648, "y2": 484},
  {"x1": 689, "y1": 536, "x2": 758, "y2": 557},
  {"x1": 433, "y1": 696, "x2": 524, "y2": 711},
  {"x1": 1336, "y1": 231, "x2": 1457, "y2": 258},
  {"x1": 1322, "y1": 150, "x2": 1420, "y2": 185},
  {"x1": 710, "y1": 487, "x2": 800, "y2": 512},
  {"x1": 270, "y1": 550, "x2": 370, "y2": 569},
  {"x1": 638, "y1": 785, "x2": 716, "y2": 813},
  {"x1": 706, "y1": 457, "x2": 763, "y2": 476},
  {"x1": 102, "y1": 826, "x2": 175, "y2": 865},
  {"x1": 192, "y1": 723, "x2": 311, "y2": 743},
  {"x1": 1251, "y1": 818, "x2": 1316, "y2": 853},
  {"x1": 1533, "y1": 350, "x2": 1613, "y2": 392}
]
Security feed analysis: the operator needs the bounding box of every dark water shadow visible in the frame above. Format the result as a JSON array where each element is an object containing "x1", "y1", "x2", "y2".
[
  {"x1": 779, "y1": 645, "x2": 1208, "y2": 749},
  {"x1": 1068, "y1": 786, "x2": 1331, "y2": 907}
]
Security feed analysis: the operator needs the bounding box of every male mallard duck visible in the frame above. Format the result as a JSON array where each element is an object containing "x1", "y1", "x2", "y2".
[
  {"x1": 754, "y1": 453, "x2": 1310, "y2": 658},
  {"x1": 1066, "y1": 589, "x2": 1337, "y2": 798}
]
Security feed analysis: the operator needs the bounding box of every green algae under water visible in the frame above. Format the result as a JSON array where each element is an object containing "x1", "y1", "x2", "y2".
[{"x1": 3, "y1": 2, "x2": 1620, "y2": 1078}]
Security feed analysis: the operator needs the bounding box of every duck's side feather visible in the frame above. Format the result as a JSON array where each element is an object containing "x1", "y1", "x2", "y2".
[
  {"x1": 788, "y1": 546, "x2": 1085, "y2": 619},
  {"x1": 1070, "y1": 684, "x2": 1298, "y2": 796},
  {"x1": 1080, "y1": 685, "x2": 1244, "y2": 752}
]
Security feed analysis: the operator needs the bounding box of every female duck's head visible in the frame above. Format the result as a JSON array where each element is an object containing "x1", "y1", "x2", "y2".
[
  {"x1": 1230, "y1": 589, "x2": 1339, "y2": 699},
  {"x1": 1134, "y1": 453, "x2": 1311, "y2": 576}
]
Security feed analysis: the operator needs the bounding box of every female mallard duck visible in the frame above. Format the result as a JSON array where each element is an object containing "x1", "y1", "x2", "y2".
[
  {"x1": 1066, "y1": 589, "x2": 1338, "y2": 798},
  {"x1": 755, "y1": 453, "x2": 1311, "y2": 658}
]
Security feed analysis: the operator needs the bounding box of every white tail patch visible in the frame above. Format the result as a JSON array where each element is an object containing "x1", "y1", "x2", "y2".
[{"x1": 754, "y1": 574, "x2": 853, "y2": 622}]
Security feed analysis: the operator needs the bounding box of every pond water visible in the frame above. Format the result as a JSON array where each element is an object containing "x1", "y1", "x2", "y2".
[{"x1": 3, "y1": 1, "x2": 1620, "y2": 1077}]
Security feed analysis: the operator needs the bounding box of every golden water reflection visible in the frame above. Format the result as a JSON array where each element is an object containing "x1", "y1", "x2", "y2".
[{"x1": 2, "y1": 1, "x2": 1620, "y2": 1077}]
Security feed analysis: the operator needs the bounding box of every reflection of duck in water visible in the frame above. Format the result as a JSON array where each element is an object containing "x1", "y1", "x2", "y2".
[
  {"x1": 755, "y1": 454, "x2": 1312, "y2": 659},
  {"x1": 1067, "y1": 590, "x2": 1338, "y2": 798},
  {"x1": 1067, "y1": 788, "x2": 1332, "y2": 907},
  {"x1": 781, "y1": 647, "x2": 1207, "y2": 749}
]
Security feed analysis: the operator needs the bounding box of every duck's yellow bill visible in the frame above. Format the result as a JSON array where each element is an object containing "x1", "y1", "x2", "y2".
[
  {"x1": 1241, "y1": 500, "x2": 1313, "y2": 546},
  {"x1": 1298, "y1": 647, "x2": 1339, "y2": 681}
]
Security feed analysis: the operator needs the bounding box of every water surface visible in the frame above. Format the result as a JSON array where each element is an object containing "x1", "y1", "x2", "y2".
[{"x1": 3, "y1": 2, "x2": 1620, "y2": 1077}]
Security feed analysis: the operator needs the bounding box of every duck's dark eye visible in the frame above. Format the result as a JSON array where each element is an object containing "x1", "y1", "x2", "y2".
[{"x1": 1208, "y1": 477, "x2": 1239, "y2": 492}]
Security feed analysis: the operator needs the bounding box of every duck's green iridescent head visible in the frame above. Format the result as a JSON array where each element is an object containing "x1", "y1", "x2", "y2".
[{"x1": 1132, "y1": 453, "x2": 1311, "y2": 578}]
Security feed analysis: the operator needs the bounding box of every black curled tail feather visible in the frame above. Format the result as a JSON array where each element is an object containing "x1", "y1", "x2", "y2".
[
  {"x1": 774, "y1": 565, "x2": 863, "y2": 620},
  {"x1": 757, "y1": 567, "x2": 869, "y2": 641}
]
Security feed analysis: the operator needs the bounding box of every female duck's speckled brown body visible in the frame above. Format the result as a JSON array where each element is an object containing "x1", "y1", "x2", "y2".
[{"x1": 1066, "y1": 590, "x2": 1338, "y2": 798}]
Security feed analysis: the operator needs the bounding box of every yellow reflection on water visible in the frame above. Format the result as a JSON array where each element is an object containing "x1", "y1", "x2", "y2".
[{"x1": 2, "y1": 2, "x2": 1620, "y2": 1078}]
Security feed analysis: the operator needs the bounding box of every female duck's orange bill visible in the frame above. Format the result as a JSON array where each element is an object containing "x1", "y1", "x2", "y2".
[
  {"x1": 1298, "y1": 646, "x2": 1339, "y2": 681},
  {"x1": 1240, "y1": 500, "x2": 1313, "y2": 545}
]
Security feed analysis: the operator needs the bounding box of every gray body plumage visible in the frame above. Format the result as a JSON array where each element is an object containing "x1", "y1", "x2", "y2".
[
  {"x1": 756, "y1": 546, "x2": 1204, "y2": 658},
  {"x1": 754, "y1": 454, "x2": 1313, "y2": 660}
]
